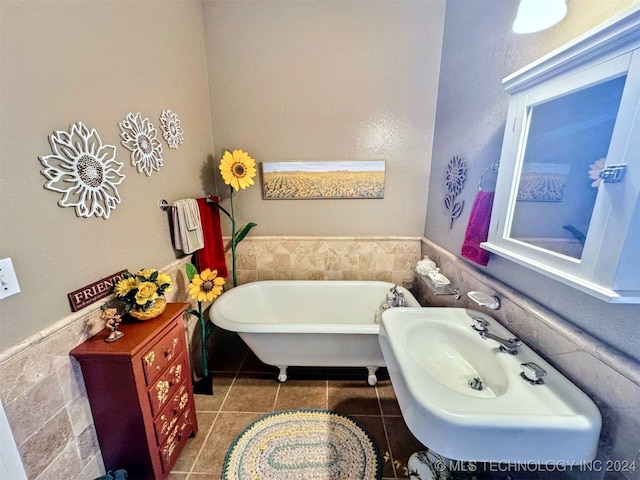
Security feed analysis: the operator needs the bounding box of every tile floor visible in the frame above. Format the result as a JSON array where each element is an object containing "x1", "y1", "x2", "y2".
[{"x1": 168, "y1": 329, "x2": 426, "y2": 479}]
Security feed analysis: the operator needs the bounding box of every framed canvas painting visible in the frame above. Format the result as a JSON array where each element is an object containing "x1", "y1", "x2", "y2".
[{"x1": 261, "y1": 160, "x2": 385, "y2": 199}]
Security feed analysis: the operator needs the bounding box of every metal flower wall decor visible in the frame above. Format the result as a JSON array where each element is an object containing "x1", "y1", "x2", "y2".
[
  {"x1": 444, "y1": 155, "x2": 467, "y2": 229},
  {"x1": 159, "y1": 109, "x2": 184, "y2": 149},
  {"x1": 39, "y1": 122, "x2": 125, "y2": 219},
  {"x1": 119, "y1": 112, "x2": 164, "y2": 176}
]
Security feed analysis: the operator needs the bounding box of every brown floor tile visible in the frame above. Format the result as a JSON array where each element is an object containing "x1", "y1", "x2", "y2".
[
  {"x1": 194, "y1": 372, "x2": 234, "y2": 412},
  {"x1": 274, "y1": 379, "x2": 328, "y2": 411},
  {"x1": 221, "y1": 373, "x2": 279, "y2": 412},
  {"x1": 376, "y1": 379, "x2": 403, "y2": 417},
  {"x1": 328, "y1": 379, "x2": 381, "y2": 415},
  {"x1": 166, "y1": 473, "x2": 188, "y2": 480},
  {"x1": 192, "y1": 412, "x2": 263, "y2": 476},
  {"x1": 350, "y1": 415, "x2": 395, "y2": 479},
  {"x1": 171, "y1": 412, "x2": 216, "y2": 472},
  {"x1": 173, "y1": 367, "x2": 408, "y2": 478},
  {"x1": 384, "y1": 416, "x2": 426, "y2": 479}
]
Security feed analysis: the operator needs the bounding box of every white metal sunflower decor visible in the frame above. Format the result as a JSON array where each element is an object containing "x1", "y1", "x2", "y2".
[
  {"x1": 119, "y1": 112, "x2": 164, "y2": 176},
  {"x1": 39, "y1": 122, "x2": 125, "y2": 220},
  {"x1": 444, "y1": 155, "x2": 467, "y2": 229},
  {"x1": 159, "y1": 109, "x2": 184, "y2": 149}
]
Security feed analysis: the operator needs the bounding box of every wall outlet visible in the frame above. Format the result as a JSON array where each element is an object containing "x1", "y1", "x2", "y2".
[{"x1": 0, "y1": 258, "x2": 21, "y2": 299}]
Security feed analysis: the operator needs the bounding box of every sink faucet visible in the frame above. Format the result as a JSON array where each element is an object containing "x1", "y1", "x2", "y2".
[
  {"x1": 385, "y1": 285, "x2": 405, "y2": 308},
  {"x1": 479, "y1": 331, "x2": 522, "y2": 354}
]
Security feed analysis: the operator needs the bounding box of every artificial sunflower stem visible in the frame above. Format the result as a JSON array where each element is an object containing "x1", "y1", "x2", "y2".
[
  {"x1": 206, "y1": 196, "x2": 232, "y2": 219},
  {"x1": 230, "y1": 186, "x2": 238, "y2": 287},
  {"x1": 198, "y1": 301, "x2": 209, "y2": 377}
]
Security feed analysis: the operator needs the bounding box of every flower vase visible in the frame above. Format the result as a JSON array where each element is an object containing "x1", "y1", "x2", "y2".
[{"x1": 129, "y1": 297, "x2": 167, "y2": 321}]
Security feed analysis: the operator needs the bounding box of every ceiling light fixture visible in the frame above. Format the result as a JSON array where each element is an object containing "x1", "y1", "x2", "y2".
[{"x1": 513, "y1": 0, "x2": 567, "y2": 34}]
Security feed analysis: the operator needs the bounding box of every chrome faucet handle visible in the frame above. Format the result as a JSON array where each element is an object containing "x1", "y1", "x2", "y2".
[
  {"x1": 498, "y1": 338, "x2": 522, "y2": 355},
  {"x1": 471, "y1": 317, "x2": 490, "y2": 332},
  {"x1": 520, "y1": 362, "x2": 547, "y2": 385}
]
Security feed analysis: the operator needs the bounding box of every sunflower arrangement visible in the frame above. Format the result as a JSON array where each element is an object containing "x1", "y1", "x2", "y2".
[
  {"x1": 186, "y1": 264, "x2": 225, "y2": 377},
  {"x1": 113, "y1": 269, "x2": 173, "y2": 312},
  {"x1": 212, "y1": 149, "x2": 258, "y2": 287}
]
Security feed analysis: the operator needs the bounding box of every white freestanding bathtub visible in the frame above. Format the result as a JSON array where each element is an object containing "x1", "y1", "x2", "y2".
[{"x1": 209, "y1": 280, "x2": 420, "y2": 385}]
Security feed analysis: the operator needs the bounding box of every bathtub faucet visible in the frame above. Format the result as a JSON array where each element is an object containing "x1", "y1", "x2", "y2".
[{"x1": 386, "y1": 285, "x2": 405, "y2": 308}]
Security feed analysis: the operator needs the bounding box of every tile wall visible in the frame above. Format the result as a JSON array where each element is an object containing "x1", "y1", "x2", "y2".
[
  {"x1": 0, "y1": 236, "x2": 421, "y2": 480},
  {"x1": 0, "y1": 257, "x2": 194, "y2": 480},
  {"x1": 226, "y1": 236, "x2": 422, "y2": 287},
  {"x1": 2, "y1": 235, "x2": 637, "y2": 479}
]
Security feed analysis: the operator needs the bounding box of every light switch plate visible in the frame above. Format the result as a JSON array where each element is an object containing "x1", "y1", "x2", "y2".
[{"x1": 0, "y1": 258, "x2": 21, "y2": 299}]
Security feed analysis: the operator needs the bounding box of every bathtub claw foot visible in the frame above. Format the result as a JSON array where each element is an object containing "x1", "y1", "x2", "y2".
[
  {"x1": 277, "y1": 367, "x2": 288, "y2": 383},
  {"x1": 367, "y1": 367, "x2": 378, "y2": 386}
]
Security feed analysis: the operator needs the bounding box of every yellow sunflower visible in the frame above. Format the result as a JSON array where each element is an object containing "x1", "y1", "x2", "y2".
[
  {"x1": 156, "y1": 271, "x2": 173, "y2": 292},
  {"x1": 219, "y1": 149, "x2": 257, "y2": 191},
  {"x1": 188, "y1": 268, "x2": 225, "y2": 303},
  {"x1": 113, "y1": 277, "x2": 138, "y2": 297}
]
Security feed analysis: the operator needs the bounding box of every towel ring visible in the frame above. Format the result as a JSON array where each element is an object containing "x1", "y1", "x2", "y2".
[{"x1": 478, "y1": 163, "x2": 499, "y2": 191}]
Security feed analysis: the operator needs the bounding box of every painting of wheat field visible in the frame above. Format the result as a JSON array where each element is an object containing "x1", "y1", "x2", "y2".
[
  {"x1": 517, "y1": 162, "x2": 571, "y2": 202},
  {"x1": 261, "y1": 161, "x2": 385, "y2": 199}
]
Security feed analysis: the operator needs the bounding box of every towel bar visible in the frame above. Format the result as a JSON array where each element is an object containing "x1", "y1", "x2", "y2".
[
  {"x1": 159, "y1": 196, "x2": 223, "y2": 212},
  {"x1": 478, "y1": 163, "x2": 499, "y2": 191}
]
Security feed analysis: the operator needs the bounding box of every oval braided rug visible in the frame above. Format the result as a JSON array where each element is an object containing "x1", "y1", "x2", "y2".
[{"x1": 222, "y1": 409, "x2": 382, "y2": 480}]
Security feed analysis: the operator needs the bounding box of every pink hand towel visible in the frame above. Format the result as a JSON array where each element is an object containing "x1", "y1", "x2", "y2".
[{"x1": 461, "y1": 191, "x2": 494, "y2": 266}]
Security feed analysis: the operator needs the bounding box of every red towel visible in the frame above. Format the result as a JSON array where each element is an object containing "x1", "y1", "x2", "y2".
[
  {"x1": 193, "y1": 197, "x2": 228, "y2": 278},
  {"x1": 461, "y1": 191, "x2": 494, "y2": 266}
]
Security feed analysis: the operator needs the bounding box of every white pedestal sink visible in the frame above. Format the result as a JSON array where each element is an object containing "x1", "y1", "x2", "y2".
[{"x1": 379, "y1": 307, "x2": 601, "y2": 463}]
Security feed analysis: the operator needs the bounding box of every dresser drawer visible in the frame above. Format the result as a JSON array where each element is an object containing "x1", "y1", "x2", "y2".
[
  {"x1": 141, "y1": 322, "x2": 183, "y2": 386},
  {"x1": 153, "y1": 382, "x2": 191, "y2": 447},
  {"x1": 148, "y1": 352, "x2": 189, "y2": 416},
  {"x1": 159, "y1": 408, "x2": 195, "y2": 474}
]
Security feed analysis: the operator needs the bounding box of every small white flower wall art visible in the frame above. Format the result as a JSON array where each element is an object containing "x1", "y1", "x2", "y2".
[
  {"x1": 39, "y1": 122, "x2": 125, "y2": 220},
  {"x1": 159, "y1": 109, "x2": 184, "y2": 149},
  {"x1": 119, "y1": 112, "x2": 164, "y2": 176}
]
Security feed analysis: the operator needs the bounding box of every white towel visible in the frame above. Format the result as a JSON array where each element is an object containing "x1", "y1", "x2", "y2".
[{"x1": 172, "y1": 199, "x2": 204, "y2": 254}]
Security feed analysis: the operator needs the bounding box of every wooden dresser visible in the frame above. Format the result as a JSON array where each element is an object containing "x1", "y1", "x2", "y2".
[{"x1": 70, "y1": 302, "x2": 197, "y2": 480}]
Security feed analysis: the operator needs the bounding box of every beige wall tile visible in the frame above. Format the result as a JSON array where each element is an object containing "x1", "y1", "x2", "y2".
[
  {"x1": 76, "y1": 424, "x2": 101, "y2": 463},
  {"x1": 4, "y1": 373, "x2": 65, "y2": 445},
  {"x1": 19, "y1": 409, "x2": 74, "y2": 479},
  {"x1": 36, "y1": 441, "x2": 84, "y2": 480}
]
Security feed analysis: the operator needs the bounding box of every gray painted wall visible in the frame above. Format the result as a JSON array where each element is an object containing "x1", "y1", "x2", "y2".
[
  {"x1": 425, "y1": 0, "x2": 640, "y2": 361},
  {"x1": 202, "y1": 0, "x2": 445, "y2": 237}
]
